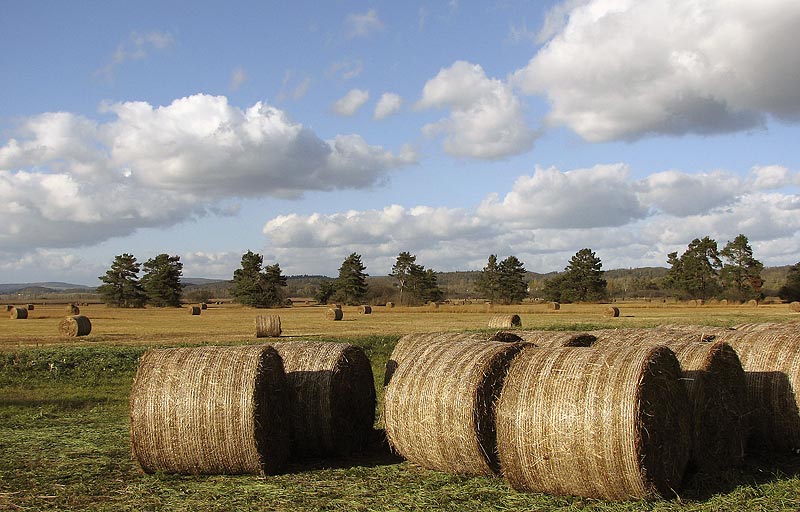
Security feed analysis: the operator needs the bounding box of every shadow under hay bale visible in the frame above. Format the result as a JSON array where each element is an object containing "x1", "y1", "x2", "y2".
[
  {"x1": 9, "y1": 307, "x2": 28, "y2": 319},
  {"x1": 514, "y1": 330, "x2": 597, "y2": 348},
  {"x1": 58, "y1": 315, "x2": 92, "y2": 337},
  {"x1": 273, "y1": 341, "x2": 375, "y2": 458},
  {"x1": 383, "y1": 338, "x2": 522, "y2": 476},
  {"x1": 487, "y1": 314, "x2": 521, "y2": 329},
  {"x1": 496, "y1": 345, "x2": 691, "y2": 501},
  {"x1": 255, "y1": 315, "x2": 282, "y2": 338},
  {"x1": 129, "y1": 345, "x2": 290, "y2": 475},
  {"x1": 359, "y1": 305, "x2": 372, "y2": 314},
  {"x1": 325, "y1": 308, "x2": 343, "y2": 321},
  {"x1": 66, "y1": 304, "x2": 80, "y2": 315},
  {"x1": 189, "y1": 306, "x2": 201, "y2": 315}
]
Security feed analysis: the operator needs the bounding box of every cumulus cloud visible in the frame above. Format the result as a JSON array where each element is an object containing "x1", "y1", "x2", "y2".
[
  {"x1": 514, "y1": 0, "x2": 800, "y2": 141},
  {"x1": 374, "y1": 93, "x2": 402, "y2": 120},
  {"x1": 417, "y1": 61, "x2": 536, "y2": 159},
  {"x1": 332, "y1": 89, "x2": 370, "y2": 116},
  {"x1": 260, "y1": 163, "x2": 800, "y2": 275},
  {"x1": 0, "y1": 94, "x2": 415, "y2": 250},
  {"x1": 344, "y1": 9, "x2": 384, "y2": 38},
  {"x1": 94, "y1": 30, "x2": 174, "y2": 81}
]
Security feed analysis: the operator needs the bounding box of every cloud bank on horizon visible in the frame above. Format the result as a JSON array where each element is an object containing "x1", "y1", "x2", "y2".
[{"x1": 1, "y1": 0, "x2": 799, "y2": 282}]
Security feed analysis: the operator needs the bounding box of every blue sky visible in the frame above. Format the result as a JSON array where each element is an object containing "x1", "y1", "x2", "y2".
[{"x1": 1, "y1": 0, "x2": 799, "y2": 285}]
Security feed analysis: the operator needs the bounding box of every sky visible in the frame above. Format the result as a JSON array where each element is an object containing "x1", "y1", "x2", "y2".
[{"x1": 1, "y1": 0, "x2": 799, "y2": 285}]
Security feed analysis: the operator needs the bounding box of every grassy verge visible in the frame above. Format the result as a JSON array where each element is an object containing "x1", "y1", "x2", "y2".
[{"x1": 2, "y1": 339, "x2": 800, "y2": 511}]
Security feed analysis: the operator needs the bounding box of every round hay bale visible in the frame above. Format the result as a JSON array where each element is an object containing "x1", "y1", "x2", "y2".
[
  {"x1": 201, "y1": 303, "x2": 208, "y2": 310},
  {"x1": 428, "y1": 301, "x2": 439, "y2": 309},
  {"x1": 489, "y1": 331, "x2": 524, "y2": 343},
  {"x1": 746, "y1": 299, "x2": 759, "y2": 307},
  {"x1": 384, "y1": 339, "x2": 523, "y2": 476},
  {"x1": 359, "y1": 305, "x2": 372, "y2": 314},
  {"x1": 487, "y1": 314, "x2": 521, "y2": 329},
  {"x1": 9, "y1": 307, "x2": 28, "y2": 319},
  {"x1": 790, "y1": 301, "x2": 800, "y2": 313},
  {"x1": 66, "y1": 304, "x2": 80, "y2": 315},
  {"x1": 548, "y1": 302, "x2": 560, "y2": 310},
  {"x1": 514, "y1": 330, "x2": 596, "y2": 348},
  {"x1": 325, "y1": 308, "x2": 343, "y2": 321},
  {"x1": 129, "y1": 345, "x2": 290, "y2": 475},
  {"x1": 720, "y1": 299, "x2": 729, "y2": 306},
  {"x1": 26, "y1": 304, "x2": 34, "y2": 311},
  {"x1": 189, "y1": 306, "x2": 201, "y2": 315},
  {"x1": 273, "y1": 341, "x2": 375, "y2": 457},
  {"x1": 604, "y1": 306, "x2": 620, "y2": 317},
  {"x1": 496, "y1": 345, "x2": 691, "y2": 500},
  {"x1": 331, "y1": 303, "x2": 342, "y2": 310},
  {"x1": 384, "y1": 332, "x2": 484, "y2": 386},
  {"x1": 58, "y1": 315, "x2": 92, "y2": 337},
  {"x1": 385, "y1": 301, "x2": 394, "y2": 308},
  {"x1": 255, "y1": 315, "x2": 282, "y2": 338}
]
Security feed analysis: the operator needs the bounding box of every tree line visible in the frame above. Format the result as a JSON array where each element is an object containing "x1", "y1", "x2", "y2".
[{"x1": 95, "y1": 233, "x2": 800, "y2": 307}]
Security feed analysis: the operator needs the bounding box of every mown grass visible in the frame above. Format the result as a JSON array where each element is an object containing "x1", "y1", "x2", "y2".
[{"x1": 2, "y1": 308, "x2": 800, "y2": 510}]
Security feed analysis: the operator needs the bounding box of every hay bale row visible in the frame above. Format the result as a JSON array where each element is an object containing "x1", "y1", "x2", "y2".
[
  {"x1": 9, "y1": 307, "x2": 27, "y2": 319},
  {"x1": 130, "y1": 345, "x2": 291, "y2": 475},
  {"x1": 325, "y1": 308, "x2": 343, "y2": 321},
  {"x1": 58, "y1": 315, "x2": 92, "y2": 337},
  {"x1": 496, "y1": 345, "x2": 691, "y2": 500},
  {"x1": 487, "y1": 314, "x2": 521, "y2": 329},
  {"x1": 273, "y1": 341, "x2": 375, "y2": 457},
  {"x1": 255, "y1": 315, "x2": 282, "y2": 338}
]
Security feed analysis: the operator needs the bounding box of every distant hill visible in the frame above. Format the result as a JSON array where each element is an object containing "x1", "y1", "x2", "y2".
[
  {"x1": 0, "y1": 282, "x2": 93, "y2": 294},
  {"x1": 181, "y1": 278, "x2": 230, "y2": 287}
]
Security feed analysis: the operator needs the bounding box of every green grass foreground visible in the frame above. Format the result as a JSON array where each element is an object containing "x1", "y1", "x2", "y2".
[{"x1": 2, "y1": 338, "x2": 800, "y2": 511}]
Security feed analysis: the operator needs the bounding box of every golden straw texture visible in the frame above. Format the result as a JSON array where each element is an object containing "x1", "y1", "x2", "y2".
[
  {"x1": 255, "y1": 315, "x2": 282, "y2": 337},
  {"x1": 496, "y1": 345, "x2": 691, "y2": 500},
  {"x1": 487, "y1": 314, "x2": 521, "y2": 329},
  {"x1": 129, "y1": 345, "x2": 290, "y2": 475},
  {"x1": 513, "y1": 330, "x2": 596, "y2": 348},
  {"x1": 58, "y1": 315, "x2": 92, "y2": 337}
]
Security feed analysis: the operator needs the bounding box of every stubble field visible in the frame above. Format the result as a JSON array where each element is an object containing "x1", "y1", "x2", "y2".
[{"x1": 1, "y1": 301, "x2": 799, "y2": 511}]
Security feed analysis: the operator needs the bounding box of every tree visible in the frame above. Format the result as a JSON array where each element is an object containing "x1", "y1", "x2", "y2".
[
  {"x1": 497, "y1": 255, "x2": 528, "y2": 304},
  {"x1": 232, "y1": 250, "x2": 287, "y2": 308},
  {"x1": 720, "y1": 234, "x2": 764, "y2": 301},
  {"x1": 779, "y1": 262, "x2": 800, "y2": 302},
  {"x1": 418, "y1": 268, "x2": 445, "y2": 304},
  {"x1": 141, "y1": 253, "x2": 184, "y2": 307},
  {"x1": 335, "y1": 253, "x2": 368, "y2": 305},
  {"x1": 541, "y1": 248, "x2": 607, "y2": 303},
  {"x1": 390, "y1": 252, "x2": 419, "y2": 306},
  {"x1": 96, "y1": 253, "x2": 147, "y2": 307},
  {"x1": 477, "y1": 255, "x2": 501, "y2": 302},
  {"x1": 314, "y1": 280, "x2": 337, "y2": 304},
  {"x1": 665, "y1": 237, "x2": 722, "y2": 300}
]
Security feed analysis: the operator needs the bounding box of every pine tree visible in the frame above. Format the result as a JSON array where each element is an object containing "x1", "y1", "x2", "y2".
[
  {"x1": 497, "y1": 255, "x2": 529, "y2": 304},
  {"x1": 390, "y1": 252, "x2": 419, "y2": 306},
  {"x1": 335, "y1": 253, "x2": 369, "y2": 305},
  {"x1": 477, "y1": 255, "x2": 501, "y2": 302},
  {"x1": 779, "y1": 262, "x2": 800, "y2": 302},
  {"x1": 97, "y1": 253, "x2": 147, "y2": 307},
  {"x1": 141, "y1": 254, "x2": 184, "y2": 307},
  {"x1": 720, "y1": 234, "x2": 764, "y2": 301},
  {"x1": 665, "y1": 237, "x2": 722, "y2": 300},
  {"x1": 232, "y1": 251, "x2": 287, "y2": 307},
  {"x1": 262, "y1": 263, "x2": 288, "y2": 307},
  {"x1": 542, "y1": 249, "x2": 607, "y2": 303}
]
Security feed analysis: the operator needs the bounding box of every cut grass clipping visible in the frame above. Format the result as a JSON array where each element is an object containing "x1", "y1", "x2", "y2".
[
  {"x1": 496, "y1": 344, "x2": 691, "y2": 501},
  {"x1": 58, "y1": 315, "x2": 92, "y2": 337},
  {"x1": 383, "y1": 336, "x2": 522, "y2": 476},
  {"x1": 273, "y1": 341, "x2": 375, "y2": 458},
  {"x1": 129, "y1": 345, "x2": 291, "y2": 475}
]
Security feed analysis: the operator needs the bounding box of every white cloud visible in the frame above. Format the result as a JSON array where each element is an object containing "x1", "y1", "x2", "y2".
[
  {"x1": 327, "y1": 60, "x2": 363, "y2": 81},
  {"x1": 332, "y1": 89, "x2": 370, "y2": 116},
  {"x1": 417, "y1": 61, "x2": 536, "y2": 159},
  {"x1": 181, "y1": 251, "x2": 242, "y2": 279},
  {"x1": 345, "y1": 9, "x2": 384, "y2": 38},
  {"x1": 0, "y1": 94, "x2": 415, "y2": 251},
  {"x1": 229, "y1": 67, "x2": 247, "y2": 91},
  {"x1": 94, "y1": 30, "x2": 174, "y2": 81},
  {"x1": 374, "y1": 93, "x2": 402, "y2": 120},
  {"x1": 637, "y1": 169, "x2": 742, "y2": 216},
  {"x1": 749, "y1": 165, "x2": 795, "y2": 190},
  {"x1": 514, "y1": 0, "x2": 800, "y2": 141},
  {"x1": 278, "y1": 70, "x2": 312, "y2": 101}
]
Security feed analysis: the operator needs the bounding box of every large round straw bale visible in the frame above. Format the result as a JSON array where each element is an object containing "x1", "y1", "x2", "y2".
[
  {"x1": 604, "y1": 306, "x2": 620, "y2": 317},
  {"x1": 325, "y1": 308, "x2": 343, "y2": 321},
  {"x1": 9, "y1": 307, "x2": 27, "y2": 319},
  {"x1": 359, "y1": 305, "x2": 372, "y2": 314},
  {"x1": 383, "y1": 339, "x2": 522, "y2": 476},
  {"x1": 255, "y1": 315, "x2": 282, "y2": 338},
  {"x1": 66, "y1": 303, "x2": 80, "y2": 315},
  {"x1": 514, "y1": 330, "x2": 596, "y2": 348},
  {"x1": 496, "y1": 345, "x2": 691, "y2": 500},
  {"x1": 385, "y1": 332, "x2": 494, "y2": 385},
  {"x1": 487, "y1": 314, "x2": 521, "y2": 329},
  {"x1": 272, "y1": 341, "x2": 375, "y2": 457},
  {"x1": 129, "y1": 345, "x2": 290, "y2": 475},
  {"x1": 548, "y1": 301, "x2": 560, "y2": 310},
  {"x1": 58, "y1": 315, "x2": 92, "y2": 337},
  {"x1": 189, "y1": 306, "x2": 201, "y2": 315},
  {"x1": 790, "y1": 302, "x2": 800, "y2": 312}
]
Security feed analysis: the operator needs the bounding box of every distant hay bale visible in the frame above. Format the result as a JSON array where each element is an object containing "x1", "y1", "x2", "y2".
[
  {"x1": 746, "y1": 299, "x2": 759, "y2": 307},
  {"x1": 66, "y1": 304, "x2": 80, "y2": 315},
  {"x1": 4, "y1": 305, "x2": 12, "y2": 312},
  {"x1": 428, "y1": 301, "x2": 439, "y2": 309},
  {"x1": 385, "y1": 302, "x2": 394, "y2": 308},
  {"x1": 9, "y1": 307, "x2": 27, "y2": 319},
  {"x1": 487, "y1": 314, "x2": 521, "y2": 329},
  {"x1": 331, "y1": 304, "x2": 342, "y2": 310},
  {"x1": 514, "y1": 330, "x2": 597, "y2": 348},
  {"x1": 129, "y1": 345, "x2": 290, "y2": 475},
  {"x1": 255, "y1": 315, "x2": 282, "y2": 338},
  {"x1": 359, "y1": 305, "x2": 372, "y2": 314},
  {"x1": 384, "y1": 339, "x2": 522, "y2": 476},
  {"x1": 548, "y1": 302, "x2": 560, "y2": 310},
  {"x1": 201, "y1": 303, "x2": 208, "y2": 310},
  {"x1": 273, "y1": 341, "x2": 375, "y2": 457},
  {"x1": 604, "y1": 306, "x2": 620, "y2": 317},
  {"x1": 58, "y1": 315, "x2": 92, "y2": 337},
  {"x1": 189, "y1": 306, "x2": 201, "y2": 315},
  {"x1": 325, "y1": 308, "x2": 343, "y2": 321},
  {"x1": 26, "y1": 304, "x2": 34, "y2": 311},
  {"x1": 790, "y1": 302, "x2": 800, "y2": 312},
  {"x1": 720, "y1": 299, "x2": 729, "y2": 306},
  {"x1": 496, "y1": 345, "x2": 691, "y2": 500}
]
